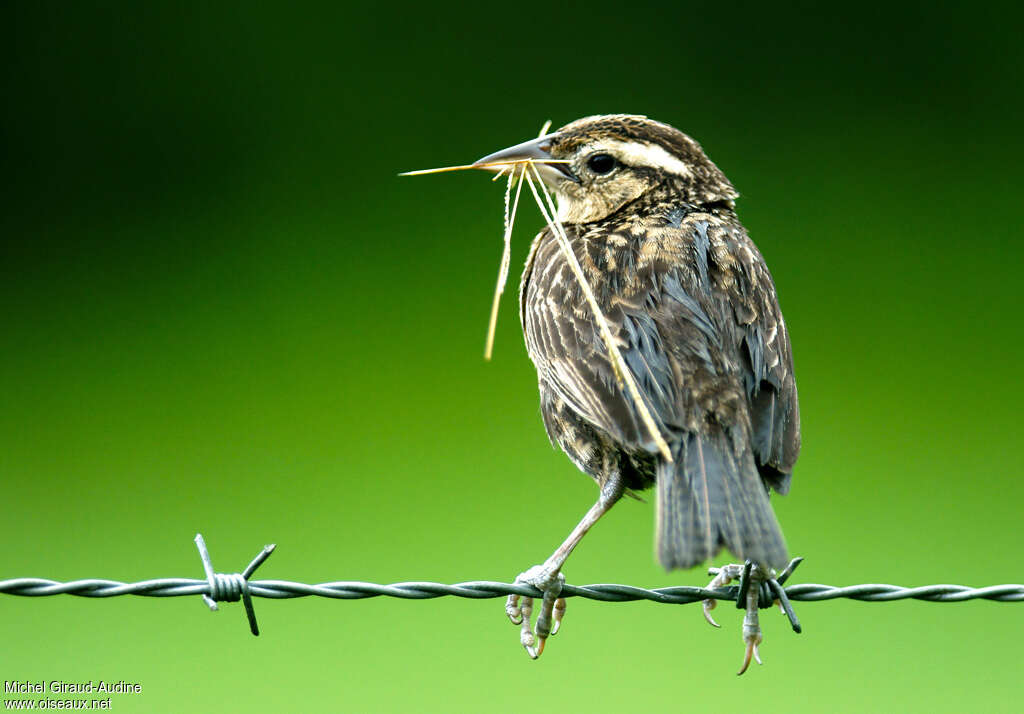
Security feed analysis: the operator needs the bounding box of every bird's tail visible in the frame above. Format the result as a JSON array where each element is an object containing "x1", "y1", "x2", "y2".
[{"x1": 656, "y1": 424, "x2": 788, "y2": 570}]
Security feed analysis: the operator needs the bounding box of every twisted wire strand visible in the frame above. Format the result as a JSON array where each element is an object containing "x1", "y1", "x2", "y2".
[
  {"x1": 3, "y1": 536, "x2": 1021, "y2": 638},
  {"x1": 3, "y1": 578, "x2": 1022, "y2": 603}
]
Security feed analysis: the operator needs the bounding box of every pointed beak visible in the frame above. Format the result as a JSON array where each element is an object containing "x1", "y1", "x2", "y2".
[{"x1": 473, "y1": 135, "x2": 577, "y2": 183}]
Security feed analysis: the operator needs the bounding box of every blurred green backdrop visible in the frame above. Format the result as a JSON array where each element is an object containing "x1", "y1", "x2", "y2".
[{"x1": 2, "y1": 2, "x2": 1022, "y2": 712}]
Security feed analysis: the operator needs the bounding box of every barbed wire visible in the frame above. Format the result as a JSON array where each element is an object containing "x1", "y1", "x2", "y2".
[{"x1": 2, "y1": 534, "x2": 1021, "y2": 637}]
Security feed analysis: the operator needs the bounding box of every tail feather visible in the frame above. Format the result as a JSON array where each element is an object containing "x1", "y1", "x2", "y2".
[{"x1": 656, "y1": 426, "x2": 788, "y2": 570}]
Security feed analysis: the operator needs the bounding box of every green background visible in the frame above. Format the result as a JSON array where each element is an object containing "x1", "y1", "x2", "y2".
[{"x1": 3, "y1": 2, "x2": 1022, "y2": 711}]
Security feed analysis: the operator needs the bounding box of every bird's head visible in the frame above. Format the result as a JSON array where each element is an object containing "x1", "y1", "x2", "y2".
[{"x1": 474, "y1": 114, "x2": 738, "y2": 224}]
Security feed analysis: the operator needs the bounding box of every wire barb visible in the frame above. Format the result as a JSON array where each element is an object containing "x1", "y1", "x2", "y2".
[
  {"x1": 767, "y1": 559, "x2": 803, "y2": 633},
  {"x1": 193, "y1": 534, "x2": 276, "y2": 636}
]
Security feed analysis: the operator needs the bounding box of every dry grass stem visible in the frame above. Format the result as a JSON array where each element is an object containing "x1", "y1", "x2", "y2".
[
  {"x1": 398, "y1": 159, "x2": 570, "y2": 177},
  {"x1": 484, "y1": 165, "x2": 524, "y2": 359}
]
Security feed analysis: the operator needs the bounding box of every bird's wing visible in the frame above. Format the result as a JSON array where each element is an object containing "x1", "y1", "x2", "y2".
[
  {"x1": 520, "y1": 225, "x2": 704, "y2": 451},
  {"x1": 521, "y1": 228, "x2": 652, "y2": 449},
  {"x1": 716, "y1": 221, "x2": 801, "y2": 491},
  {"x1": 521, "y1": 218, "x2": 800, "y2": 487}
]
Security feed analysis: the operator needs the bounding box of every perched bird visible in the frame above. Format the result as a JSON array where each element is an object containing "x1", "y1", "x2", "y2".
[{"x1": 472, "y1": 115, "x2": 800, "y2": 669}]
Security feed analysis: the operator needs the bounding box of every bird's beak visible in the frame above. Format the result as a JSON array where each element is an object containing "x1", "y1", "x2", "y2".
[{"x1": 473, "y1": 135, "x2": 577, "y2": 183}]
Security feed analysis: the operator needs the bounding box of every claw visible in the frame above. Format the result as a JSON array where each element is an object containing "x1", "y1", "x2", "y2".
[
  {"x1": 738, "y1": 631, "x2": 763, "y2": 675},
  {"x1": 703, "y1": 599, "x2": 721, "y2": 628}
]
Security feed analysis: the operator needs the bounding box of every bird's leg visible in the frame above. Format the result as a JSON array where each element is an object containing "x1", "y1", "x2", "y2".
[{"x1": 506, "y1": 472, "x2": 625, "y2": 658}]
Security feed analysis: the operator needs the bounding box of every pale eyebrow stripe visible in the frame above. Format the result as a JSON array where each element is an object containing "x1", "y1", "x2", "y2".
[{"x1": 591, "y1": 139, "x2": 693, "y2": 178}]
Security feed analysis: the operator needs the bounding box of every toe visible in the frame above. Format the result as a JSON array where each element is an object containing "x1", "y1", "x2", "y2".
[
  {"x1": 551, "y1": 598, "x2": 566, "y2": 635},
  {"x1": 519, "y1": 596, "x2": 538, "y2": 658},
  {"x1": 505, "y1": 594, "x2": 523, "y2": 625}
]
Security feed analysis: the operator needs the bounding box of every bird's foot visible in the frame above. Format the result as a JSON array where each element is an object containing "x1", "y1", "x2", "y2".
[
  {"x1": 702, "y1": 563, "x2": 743, "y2": 628},
  {"x1": 702, "y1": 558, "x2": 804, "y2": 675},
  {"x1": 505, "y1": 563, "x2": 566, "y2": 659}
]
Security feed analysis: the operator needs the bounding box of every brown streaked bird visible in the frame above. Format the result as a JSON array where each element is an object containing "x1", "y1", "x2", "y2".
[{"x1": 472, "y1": 115, "x2": 800, "y2": 670}]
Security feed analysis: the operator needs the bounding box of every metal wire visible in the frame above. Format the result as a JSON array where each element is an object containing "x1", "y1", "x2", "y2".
[
  {"x1": 1, "y1": 534, "x2": 1021, "y2": 636},
  {"x1": 5, "y1": 577, "x2": 1023, "y2": 602}
]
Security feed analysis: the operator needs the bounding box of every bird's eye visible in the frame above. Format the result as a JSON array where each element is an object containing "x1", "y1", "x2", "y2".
[{"x1": 586, "y1": 153, "x2": 617, "y2": 175}]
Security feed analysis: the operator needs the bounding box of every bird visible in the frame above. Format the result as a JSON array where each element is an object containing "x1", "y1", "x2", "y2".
[{"x1": 470, "y1": 115, "x2": 800, "y2": 671}]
